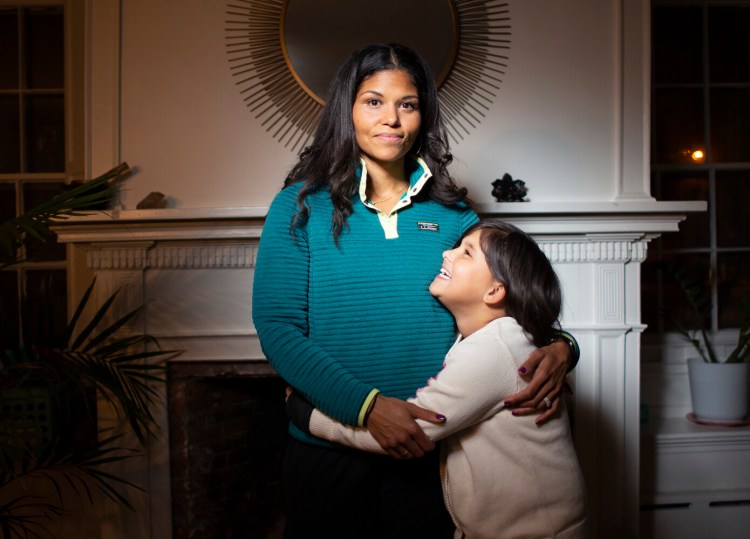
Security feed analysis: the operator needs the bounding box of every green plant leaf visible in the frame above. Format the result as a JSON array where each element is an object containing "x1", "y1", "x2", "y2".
[
  {"x1": 0, "y1": 162, "x2": 188, "y2": 537},
  {"x1": 659, "y1": 262, "x2": 718, "y2": 362},
  {"x1": 0, "y1": 429, "x2": 143, "y2": 538},
  {"x1": 726, "y1": 302, "x2": 750, "y2": 363},
  {"x1": 68, "y1": 289, "x2": 121, "y2": 351},
  {"x1": 0, "y1": 163, "x2": 129, "y2": 271},
  {"x1": 63, "y1": 278, "x2": 97, "y2": 346}
]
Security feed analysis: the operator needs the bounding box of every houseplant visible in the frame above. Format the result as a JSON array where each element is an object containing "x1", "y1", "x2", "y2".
[
  {"x1": 661, "y1": 263, "x2": 750, "y2": 423},
  {"x1": 0, "y1": 164, "x2": 179, "y2": 538}
]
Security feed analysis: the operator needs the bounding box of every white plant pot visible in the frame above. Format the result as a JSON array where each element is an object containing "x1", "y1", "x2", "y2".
[{"x1": 687, "y1": 359, "x2": 749, "y2": 422}]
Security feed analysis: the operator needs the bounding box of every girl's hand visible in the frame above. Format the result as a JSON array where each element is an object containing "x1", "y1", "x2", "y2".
[
  {"x1": 503, "y1": 340, "x2": 570, "y2": 425},
  {"x1": 365, "y1": 395, "x2": 445, "y2": 459}
]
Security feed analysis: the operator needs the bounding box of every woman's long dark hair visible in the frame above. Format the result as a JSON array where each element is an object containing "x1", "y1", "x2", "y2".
[
  {"x1": 463, "y1": 219, "x2": 562, "y2": 347},
  {"x1": 284, "y1": 43, "x2": 470, "y2": 240}
]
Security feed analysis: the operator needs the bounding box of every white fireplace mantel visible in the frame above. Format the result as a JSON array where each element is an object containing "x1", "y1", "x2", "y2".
[
  {"x1": 53, "y1": 200, "x2": 705, "y2": 539},
  {"x1": 55, "y1": 200, "x2": 702, "y2": 239}
]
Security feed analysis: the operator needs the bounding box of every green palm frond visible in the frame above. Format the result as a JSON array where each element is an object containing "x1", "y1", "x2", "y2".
[
  {"x1": 1, "y1": 281, "x2": 180, "y2": 535},
  {"x1": 0, "y1": 163, "x2": 129, "y2": 270},
  {"x1": 0, "y1": 432, "x2": 141, "y2": 538},
  {"x1": 65, "y1": 280, "x2": 180, "y2": 444},
  {"x1": 0, "y1": 495, "x2": 65, "y2": 539},
  {"x1": 0, "y1": 161, "x2": 184, "y2": 536}
]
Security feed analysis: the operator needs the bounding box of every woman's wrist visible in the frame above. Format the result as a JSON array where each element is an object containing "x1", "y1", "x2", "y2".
[
  {"x1": 362, "y1": 392, "x2": 380, "y2": 427},
  {"x1": 359, "y1": 389, "x2": 380, "y2": 427},
  {"x1": 552, "y1": 330, "x2": 580, "y2": 372}
]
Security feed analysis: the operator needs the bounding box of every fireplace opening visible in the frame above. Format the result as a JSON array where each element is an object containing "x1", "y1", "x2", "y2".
[{"x1": 168, "y1": 361, "x2": 288, "y2": 539}]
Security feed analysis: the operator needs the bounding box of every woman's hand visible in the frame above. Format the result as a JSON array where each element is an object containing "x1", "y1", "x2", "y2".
[
  {"x1": 366, "y1": 395, "x2": 445, "y2": 459},
  {"x1": 503, "y1": 340, "x2": 570, "y2": 425}
]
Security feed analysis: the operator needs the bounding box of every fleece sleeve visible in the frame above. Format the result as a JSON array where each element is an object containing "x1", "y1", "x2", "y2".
[
  {"x1": 309, "y1": 332, "x2": 521, "y2": 451},
  {"x1": 252, "y1": 187, "x2": 375, "y2": 426}
]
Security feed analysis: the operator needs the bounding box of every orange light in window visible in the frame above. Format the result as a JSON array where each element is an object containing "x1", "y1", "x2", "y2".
[{"x1": 691, "y1": 150, "x2": 704, "y2": 162}]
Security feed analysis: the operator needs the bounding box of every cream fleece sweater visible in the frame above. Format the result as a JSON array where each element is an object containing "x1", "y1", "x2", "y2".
[{"x1": 309, "y1": 317, "x2": 588, "y2": 538}]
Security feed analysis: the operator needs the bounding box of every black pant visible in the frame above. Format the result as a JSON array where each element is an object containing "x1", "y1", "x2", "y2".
[{"x1": 282, "y1": 437, "x2": 454, "y2": 539}]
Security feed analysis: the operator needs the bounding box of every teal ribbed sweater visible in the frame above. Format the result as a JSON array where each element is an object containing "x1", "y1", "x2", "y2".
[{"x1": 253, "y1": 177, "x2": 477, "y2": 441}]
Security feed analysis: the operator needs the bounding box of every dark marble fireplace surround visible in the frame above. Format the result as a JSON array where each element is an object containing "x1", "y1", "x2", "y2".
[{"x1": 168, "y1": 360, "x2": 287, "y2": 539}]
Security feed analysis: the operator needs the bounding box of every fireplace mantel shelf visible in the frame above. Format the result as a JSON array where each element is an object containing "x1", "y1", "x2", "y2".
[
  {"x1": 52, "y1": 200, "x2": 706, "y2": 243},
  {"x1": 57, "y1": 199, "x2": 705, "y2": 221}
]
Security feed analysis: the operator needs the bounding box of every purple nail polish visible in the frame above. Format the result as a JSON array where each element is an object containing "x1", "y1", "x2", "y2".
[
  {"x1": 511, "y1": 411, "x2": 518, "y2": 416},
  {"x1": 518, "y1": 366, "x2": 527, "y2": 374},
  {"x1": 436, "y1": 414, "x2": 446, "y2": 422}
]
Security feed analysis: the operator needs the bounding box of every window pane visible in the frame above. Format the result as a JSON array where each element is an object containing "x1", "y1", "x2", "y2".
[
  {"x1": 0, "y1": 271, "x2": 20, "y2": 350},
  {"x1": 653, "y1": 6, "x2": 703, "y2": 84},
  {"x1": 0, "y1": 96, "x2": 20, "y2": 173},
  {"x1": 641, "y1": 257, "x2": 661, "y2": 333},
  {"x1": 23, "y1": 269, "x2": 67, "y2": 347},
  {"x1": 0, "y1": 183, "x2": 16, "y2": 266},
  {"x1": 662, "y1": 254, "x2": 712, "y2": 332},
  {"x1": 653, "y1": 88, "x2": 705, "y2": 163},
  {"x1": 642, "y1": 253, "x2": 711, "y2": 334},
  {"x1": 0, "y1": 183, "x2": 15, "y2": 223},
  {"x1": 710, "y1": 88, "x2": 750, "y2": 162},
  {"x1": 23, "y1": 182, "x2": 66, "y2": 261},
  {"x1": 0, "y1": 9, "x2": 19, "y2": 89},
  {"x1": 652, "y1": 171, "x2": 710, "y2": 249},
  {"x1": 718, "y1": 253, "x2": 750, "y2": 328},
  {"x1": 24, "y1": 95, "x2": 65, "y2": 173},
  {"x1": 24, "y1": 7, "x2": 64, "y2": 89},
  {"x1": 716, "y1": 170, "x2": 750, "y2": 247},
  {"x1": 709, "y1": 6, "x2": 750, "y2": 83}
]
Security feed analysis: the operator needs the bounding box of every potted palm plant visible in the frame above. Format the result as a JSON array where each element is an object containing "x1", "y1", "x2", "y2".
[
  {"x1": 661, "y1": 263, "x2": 750, "y2": 423},
  {"x1": 0, "y1": 164, "x2": 180, "y2": 537}
]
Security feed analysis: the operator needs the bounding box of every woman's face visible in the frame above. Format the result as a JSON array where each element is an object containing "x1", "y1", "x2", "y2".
[{"x1": 352, "y1": 69, "x2": 421, "y2": 171}]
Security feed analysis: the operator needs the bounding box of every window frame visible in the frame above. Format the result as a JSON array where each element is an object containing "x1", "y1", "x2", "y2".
[
  {"x1": 0, "y1": 0, "x2": 84, "y2": 349},
  {"x1": 648, "y1": 0, "x2": 750, "y2": 341}
]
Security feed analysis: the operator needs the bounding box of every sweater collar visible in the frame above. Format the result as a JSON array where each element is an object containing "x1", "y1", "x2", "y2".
[{"x1": 357, "y1": 155, "x2": 433, "y2": 209}]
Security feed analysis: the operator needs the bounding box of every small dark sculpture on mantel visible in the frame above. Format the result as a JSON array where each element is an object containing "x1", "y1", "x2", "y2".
[
  {"x1": 136, "y1": 191, "x2": 167, "y2": 209},
  {"x1": 491, "y1": 173, "x2": 528, "y2": 202}
]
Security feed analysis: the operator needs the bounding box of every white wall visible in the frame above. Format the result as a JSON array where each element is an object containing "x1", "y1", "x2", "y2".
[
  {"x1": 89, "y1": 0, "x2": 648, "y2": 209},
  {"x1": 454, "y1": 0, "x2": 621, "y2": 202},
  {"x1": 117, "y1": 0, "x2": 292, "y2": 208}
]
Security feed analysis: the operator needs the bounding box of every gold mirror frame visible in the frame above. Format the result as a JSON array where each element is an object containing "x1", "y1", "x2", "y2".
[
  {"x1": 280, "y1": 0, "x2": 459, "y2": 106},
  {"x1": 226, "y1": 0, "x2": 511, "y2": 151}
]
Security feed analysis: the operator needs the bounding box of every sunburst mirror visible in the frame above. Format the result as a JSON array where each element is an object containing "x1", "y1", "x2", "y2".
[{"x1": 226, "y1": 0, "x2": 511, "y2": 151}]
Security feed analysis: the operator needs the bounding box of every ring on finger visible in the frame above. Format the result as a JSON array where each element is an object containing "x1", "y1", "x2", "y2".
[
  {"x1": 399, "y1": 448, "x2": 409, "y2": 457},
  {"x1": 543, "y1": 396, "x2": 553, "y2": 409}
]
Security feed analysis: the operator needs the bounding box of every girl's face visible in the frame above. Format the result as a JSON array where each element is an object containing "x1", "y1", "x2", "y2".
[
  {"x1": 429, "y1": 229, "x2": 501, "y2": 311},
  {"x1": 352, "y1": 69, "x2": 421, "y2": 171}
]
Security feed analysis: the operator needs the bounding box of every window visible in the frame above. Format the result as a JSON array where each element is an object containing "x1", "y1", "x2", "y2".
[
  {"x1": 644, "y1": 1, "x2": 750, "y2": 337},
  {"x1": 0, "y1": 4, "x2": 68, "y2": 350}
]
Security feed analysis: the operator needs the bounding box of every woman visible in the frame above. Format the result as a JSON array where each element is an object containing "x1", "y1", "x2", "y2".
[{"x1": 252, "y1": 43, "x2": 578, "y2": 538}]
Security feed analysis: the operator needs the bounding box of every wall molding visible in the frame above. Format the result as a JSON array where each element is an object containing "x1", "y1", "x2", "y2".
[{"x1": 86, "y1": 243, "x2": 259, "y2": 270}]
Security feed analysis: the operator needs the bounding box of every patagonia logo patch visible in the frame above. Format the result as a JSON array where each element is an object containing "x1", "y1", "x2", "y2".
[{"x1": 417, "y1": 222, "x2": 439, "y2": 232}]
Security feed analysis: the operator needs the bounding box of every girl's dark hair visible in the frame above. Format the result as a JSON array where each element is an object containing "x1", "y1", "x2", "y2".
[
  {"x1": 284, "y1": 43, "x2": 470, "y2": 240},
  {"x1": 462, "y1": 219, "x2": 562, "y2": 347}
]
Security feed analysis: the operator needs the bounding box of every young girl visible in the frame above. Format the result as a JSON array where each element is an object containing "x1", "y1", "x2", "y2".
[{"x1": 288, "y1": 219, "x2": 588, "y2": 538}]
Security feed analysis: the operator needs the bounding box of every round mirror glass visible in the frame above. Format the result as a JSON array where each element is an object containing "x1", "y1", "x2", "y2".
[{"x1": 282, "y1": 0, "x2": 458, "y2": 103}]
